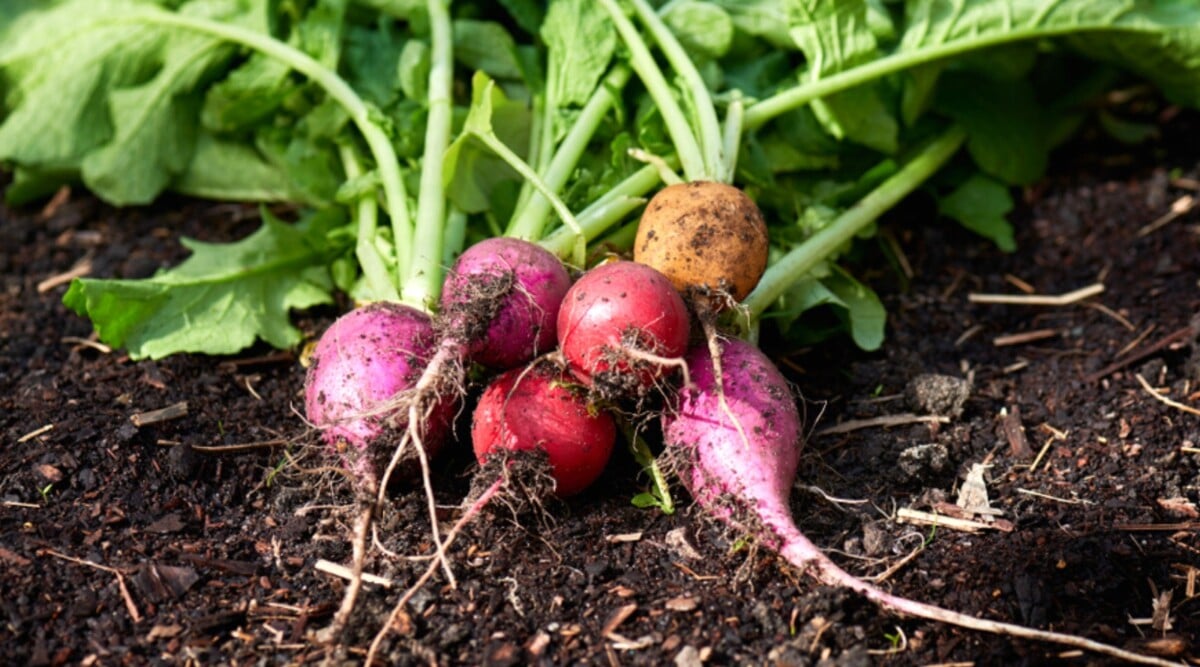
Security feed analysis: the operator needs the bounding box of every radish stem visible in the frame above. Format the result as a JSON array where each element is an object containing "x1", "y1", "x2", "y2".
[
  {"x1": 400, "y1": 0, "x2": 454, "y2": 309},
  {"x1": 743, "y1": 125, "x2": 967, "y2": 318}
]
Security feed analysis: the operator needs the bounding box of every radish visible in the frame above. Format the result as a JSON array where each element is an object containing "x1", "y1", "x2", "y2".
[
  {"x1": 664, "y1": 337, "x2": 1180, "y2": 667},
  {"x1": 304, "y1": 301, "x2": 454, "y2": 494},
  {"x1": 439, "y1": 236, "x2": 572, "y2": 370},
  {"x1": 381, "y1": 237, "x2": 572, "y2": 498},
  {"x1": 556, "y1": 260, "x2": 690, "y2": 397},
  {"x1": 472, "y1": 361, "x2": 617, "y2": 497}
]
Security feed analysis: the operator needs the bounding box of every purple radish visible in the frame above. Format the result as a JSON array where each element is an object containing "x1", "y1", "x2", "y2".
[
  {"x1": 304, "y1": 301, "x2": 455, "y2": 493},
  {"x1": 664, "y1": 337, "x2": 1177, "y2": 667}
]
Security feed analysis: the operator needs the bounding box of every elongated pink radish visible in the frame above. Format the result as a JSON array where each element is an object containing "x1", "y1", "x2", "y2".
[
  {"x1": 556, "y1": 260, "x2": 690, "y2": 397},
  {"x1": 472, "y1": 361, "x2": 616, "y2": 497},
  {"x1": 664, "y1": 337, "x2": 1179, "y2": 667}
]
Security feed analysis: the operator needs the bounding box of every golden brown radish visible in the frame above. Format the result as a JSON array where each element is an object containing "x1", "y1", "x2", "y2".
[{"x1": 634, "y1": 181, "x2": 768, "y2": 308}]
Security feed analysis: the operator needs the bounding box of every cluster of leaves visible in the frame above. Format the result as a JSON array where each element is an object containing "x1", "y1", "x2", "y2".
[{"x1": 2, "y1": 0, "x2": 1199, "y2": 358}]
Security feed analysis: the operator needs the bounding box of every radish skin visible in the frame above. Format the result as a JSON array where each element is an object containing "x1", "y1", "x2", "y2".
[
  {"x1": 472, "y1": 362, "x2": 617, "y2": 497},
  {"x1": 665, "y1": 338, "x2": 1180, "y2": 667},
  {"x1": 557, "y1": 260, "x2": 690, "y2": 395},
  {"x1": 304, "y1": 302, "x2": 454, "y2": 492}
]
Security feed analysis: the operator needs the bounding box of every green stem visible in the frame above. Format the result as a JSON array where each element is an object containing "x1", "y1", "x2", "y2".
[
  {"x1": 400, "y1": 0, "x2": 454, "y2": 310},
  {"x1": 538, "y1": 163, "x2": 663, "y2": 259},
  {"x1": 743, "y1": 26, "x2": 1088, "y2": 131},
  {"x1": 506, "y1": 65, "x2": 633, "y2": 240},
  {"x1": 742, "y1": 125, "x2": 967, "y2": 318},
  {"x1": 473, "y1": 131, "x2": 586, "y2": 265},
  {"x1": 134, "y1": 9, "x2": 414, "y2": 282},
  {"x1": 338, "y1": 144, "x2": 399, "y2": 302},
  {"x1": 626, "y1": 0, "x2": 722, "y2": 180},
  {"x1": 441, "y1": 206, "x2": 468, "y2": 268},
  {"x1": 597, "y1": 0, "x2": 706, "y2": 181},
  {"x1": 720, "y1": 96, "x2": 744, "y2": 183}
]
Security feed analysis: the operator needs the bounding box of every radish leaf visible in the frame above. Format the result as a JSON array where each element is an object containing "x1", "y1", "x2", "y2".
[{"x1": 63, "y1": 209, "x2": 345, "y2": 359}]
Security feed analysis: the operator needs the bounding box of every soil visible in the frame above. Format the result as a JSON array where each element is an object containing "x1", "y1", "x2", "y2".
[{"x1": 3, "y1": 108, "x2": 1199, "y2": 667}]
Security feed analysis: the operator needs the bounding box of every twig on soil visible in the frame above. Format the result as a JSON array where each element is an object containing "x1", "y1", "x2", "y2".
[
  {"x1": 314, "y1": 558, "x2": 393, "y2": 588},
  {"x1": 36, "y1": 258, "x2": 92, "y2": 293},
  {"x1": 816, "y1": 413, "x2": 949, "y2": 436},
  {"x1": 1085, "y1": 323, "x2": 1197, "y2": 383},
  {"x1": 1137, "y1": 194, "x2": 1195, "y2": 237},
  {"x1": 130, "y1": 401, "x2": 189, "y2": 427},
  {"x1": 1115, "y1": 522, "x2": 1200, "y2": 532},
  {"x1": 868, "y1": 544, "x2": 925, "y2": 584},
  {"x1": 968, "y1": 283, "x2": 1104, "y2": 306},
  {"x1": 42, "y1": 549, "x2": 140, "y2": 622},
  {"x1": 188, "y1": 438, "x2": 289, "y2": 453},
  {"x1": 992, "y1": 329, "x2": 1061, "y2": 347},
  {"x1": 17, "y1": 424, "x2": 54, "y2": 443},
  {"x1": 1136, "y1": 374, "x2": 1200, "y2": 417},
  {"x1": 1015, "y1": 488, "x2": 1095, "y2": 505},
  {"x1": 61, "y1": 336, "x2": 112, "y2": 354},
  {"x1": 895, "y1": 507, "x2": 1003, "y2": 533},
  {"x1": 1082, "y1": 301, "x2": 1136, "y2": 331}
]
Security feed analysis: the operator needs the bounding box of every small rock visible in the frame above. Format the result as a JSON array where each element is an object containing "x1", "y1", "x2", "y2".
[
  {"x1": 166, "y1": 443, "x2": 197, "y2": 480},
  {"x1": 897, "y1": 443, "x2": 950, "y2": 480},
  {"x1": 674, "y1": 645, "x2": 703, "y2": 667},
  {"x1": 906, "y1": 374, "x2": 971, "y2": 418}
]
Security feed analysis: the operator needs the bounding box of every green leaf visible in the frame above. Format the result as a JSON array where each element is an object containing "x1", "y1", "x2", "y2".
[
  {"x1": 939, "y1": 173, "x2": 1016, "y2": 251},
  {"x1": 453, "y1": 19, "x2": 523, "y2": 80},
  {"x1": 0, "y1": 0, "x2": 261, "y2": 205},
  {"x1": 172, "y1": 132, "x2": 304, "y2": 202},
  {"x1": 663, "y1": 1, "x2": 734, "y2": 60},
  {"x1": 442, "y1": 72, "x2": 531, "y2": 213},
  {"x1": 934, "y1": 72, "x2": 1046, "y2": 185},
  {"x1": 787, "y1": 0, "x2": 898, "y2": 153},
  {"x1": 541, "y1": 0, "x2": 616, "y2": 106},
  {"x1": 823, "y1": 266, "x2": 885, "y2": 351},
  {"x1": 1096, "y1": 109, "x2": 1161, "y2": 145},
  {"x1": 63, "y1": 209, "x2": 343, "y2": 359}
]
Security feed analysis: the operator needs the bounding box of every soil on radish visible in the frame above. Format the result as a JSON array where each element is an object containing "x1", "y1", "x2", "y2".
[{"x1": 2, "y1": 109, "x2": 1199, "y2": 665}]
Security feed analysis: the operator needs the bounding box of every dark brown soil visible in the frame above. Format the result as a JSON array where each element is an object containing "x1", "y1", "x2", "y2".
[{"x1": 3, "y1": 110, "x2": 1199, "y2": 666}]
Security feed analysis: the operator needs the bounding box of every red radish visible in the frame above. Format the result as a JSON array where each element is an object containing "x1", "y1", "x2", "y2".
[
  {"x1": 556, "y1": 260, "x2": 690, "y2": 396},
  {"x1": 304, "y1": 301, "x2": 454, "y2": 493},
  {"x1": 664, "y1": 337, "x2": 1179, "y2": 667},
  {"x1": 472, "y1": 362, "x2": 616, "y2": 496}
]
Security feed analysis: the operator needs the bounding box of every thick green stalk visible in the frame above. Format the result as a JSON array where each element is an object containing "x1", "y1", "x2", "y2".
[
  {"x1": 338, "y1": 144, "x2": 398, "y2": 302},
  {"x1": 626, "y1": 0, "x2": 723, "y2": 180},
  {"x1": 400, "y1": 0, "x2": 454, "y2": 310},
  {"x1": 506, "y1": 65, "x2": 633, "y2": 240},
  {"x1": 743, "y1": 126, "x2": 967, "y2": 318},
  {"x1": 743, "y1": 27, "x2": 1088, "y2": 131},
  {"x1": 133, "y1": 9, "x2": 415, "y2": 281},
  {"x1": 597, "y1": 0, "x2": 706, "y2": 181}
]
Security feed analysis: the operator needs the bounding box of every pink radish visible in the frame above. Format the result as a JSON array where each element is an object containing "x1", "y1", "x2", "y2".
[
  {"x1": 472, "y1": 361, "x2": 617, "y2": 497},
  {"x1": 556, "y1": 260, "x2": 690, "y2": 397},
  {"x1": 663, "y1": 337, "x2": 1180, "y2": 667},
  {"x1": 304, "y1": 301, "x2": 454, "y2": 493}
]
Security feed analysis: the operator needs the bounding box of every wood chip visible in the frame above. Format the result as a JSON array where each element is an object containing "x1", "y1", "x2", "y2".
[
  {"x1": 896, "y1": 507, "x2": 1011, "y2": 533},
  {"x1": 664, "y1": 596, "x2": 698, "y2": 612},
  {"x1": 313, "y1": 559, "x2": 394, "y2": 588},
  {"x1": 130, "y1": 402, "x2": 189, "y2": 427},
  {"x1": 601, "y1": 603, "x2": 638, "y2": 636},
  {"x1": 17, "y1": 424, "x2": 54, "y2": 443},
  {"x1": 606, "y1": 532, "x2": 643, "y2": 543},
  {"x1": 1001, "y1": 406, "x2": 1032, "y2": 458}
]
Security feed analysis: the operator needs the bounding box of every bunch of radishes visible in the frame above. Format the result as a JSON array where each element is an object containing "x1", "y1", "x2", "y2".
[{"x1": 304, "y1": 179, "x2": 779, "y2": 504}]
